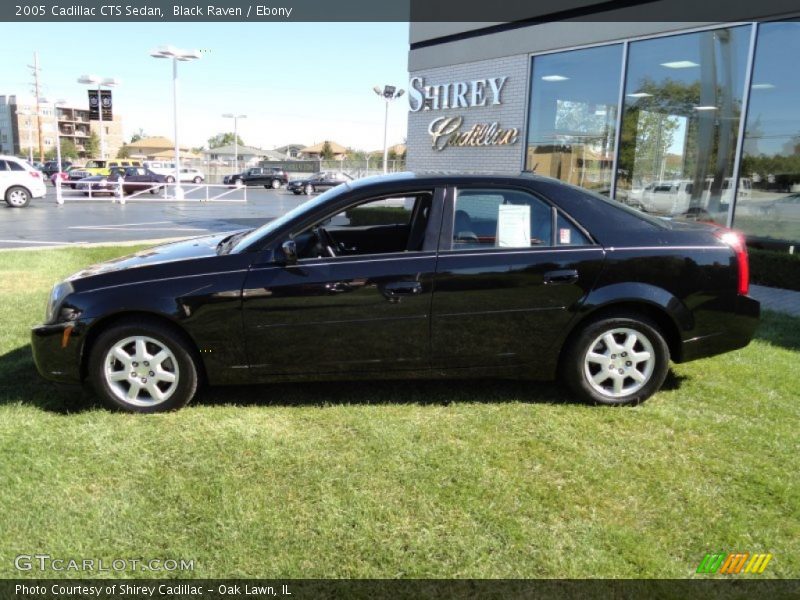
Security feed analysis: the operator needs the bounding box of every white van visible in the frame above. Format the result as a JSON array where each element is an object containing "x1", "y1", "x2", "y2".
[{"x1": 143, "y1": 161, "x2": 177, "y2": 181}]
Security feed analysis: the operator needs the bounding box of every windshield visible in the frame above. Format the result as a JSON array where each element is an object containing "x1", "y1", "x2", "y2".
[{"x1": 231, "y1": 184, "x2": 352, "y2": 253}]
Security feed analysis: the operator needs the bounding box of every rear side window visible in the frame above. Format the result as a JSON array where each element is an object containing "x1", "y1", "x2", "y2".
[
  {"x1": 556, "y1": 212, "x2": 591, "y2": 246},
  {"x1": 453, "y1": 188, "x2": 553, "y2": 249},
  {"x1": 7, "y1": 160, "x2": 25, "y2": 171}
]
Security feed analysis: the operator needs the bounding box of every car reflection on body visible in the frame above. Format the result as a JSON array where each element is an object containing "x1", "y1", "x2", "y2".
[
  {"x1": 31, "y1": 172, "x2": 759, "y2": 413},
  {"x1": 287, "y1": 171, "x2": 353, "y2": 195}
]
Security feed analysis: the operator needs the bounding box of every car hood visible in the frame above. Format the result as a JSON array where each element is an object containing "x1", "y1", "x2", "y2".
[{"x1": 66, "y1": 230, "x2": 244, "y2": 281}]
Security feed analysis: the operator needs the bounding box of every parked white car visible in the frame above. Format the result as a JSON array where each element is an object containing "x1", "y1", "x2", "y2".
[
  {"x1": 0, "y1": 155, "x2": 47, "y2": 207},
  {"x1": 179, "y1": 168, "x2": 205, "y2": 184},
  {"x1": 142, "y1": 161, "x2": 177, "y2": 181}
]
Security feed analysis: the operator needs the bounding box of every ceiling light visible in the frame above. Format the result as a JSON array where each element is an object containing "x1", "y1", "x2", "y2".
[
  {"x1": 751, "y1": 83, "x2": 775, "y2": 90},
  {"x1": 693, "y1": 105, "x2": 718, "y2": 111},
  {"x1": 541, "y1": 75, "x2": 569, "y2": 82},
  {"x1": 627, "y1": 92, "x2": 653, "y2": 98},
  {"x1": 660, "y1": 60, "x2": 699, "y2": 69}
]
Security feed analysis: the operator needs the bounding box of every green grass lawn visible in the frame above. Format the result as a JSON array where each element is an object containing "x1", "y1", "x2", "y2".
[{"x1": 0, "y1": 246, "x2": 798, "y2": 579}]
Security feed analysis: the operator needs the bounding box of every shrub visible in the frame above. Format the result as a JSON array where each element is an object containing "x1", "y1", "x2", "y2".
[{"x1": 749, "y1": 248, "x2": 800, "y2": 291}]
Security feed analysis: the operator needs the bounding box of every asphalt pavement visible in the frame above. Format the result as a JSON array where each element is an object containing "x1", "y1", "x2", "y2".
[{"x1": 0, "y1": 186, "x2": 309, "y2": 249}]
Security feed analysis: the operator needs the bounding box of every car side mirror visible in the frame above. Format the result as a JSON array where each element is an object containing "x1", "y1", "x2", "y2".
[{"x1": 281, "y1": 240, "x2": 298, "y2": 265}]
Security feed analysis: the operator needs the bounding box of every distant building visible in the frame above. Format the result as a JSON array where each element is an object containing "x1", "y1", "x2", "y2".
[
  {"x1": 299, "y1": 140, "x2": 348, "y2": 160},
  {"x1": 0, "y1": 94, "x2": 123, "y2": 160},
  {"x1": 274, "y1": 143, "x2": 306, "y2": 159},
  {"x1": 202, "y1": 144, "x2": 285, "y2": 166}
]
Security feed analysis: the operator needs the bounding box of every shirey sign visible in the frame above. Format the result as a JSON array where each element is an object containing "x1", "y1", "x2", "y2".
[{"x1": 408, "y1": 75, "x2": 520, "y2": 151}]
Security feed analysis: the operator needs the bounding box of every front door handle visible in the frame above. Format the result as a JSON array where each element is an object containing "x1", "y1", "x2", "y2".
[
  {"x1": 543, "y1": 269, "x2": 579, "y2": 285},
  {"x1": 382, "y1": 281, "x2": 423, "y2": 298}
]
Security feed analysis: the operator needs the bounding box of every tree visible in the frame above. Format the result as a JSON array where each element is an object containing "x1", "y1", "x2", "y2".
[
  {"x1": 117, "y1": 144, "x2": 132, "y2": 158},
  {"x1": 130, "y1": 128, "x2": 147, "y2": 143},
  {"x1": 321, "y1": 141, "x2": 334, "y2": 160},
  {"x1": 44, "y1": 139, "x2": 79, "y2": 160},
  {"x1": 84, "y1": 131, "x2": 100, "y2": 157},
  {"x1": 208, "y1": 132, "x2": 244, "y2": 148}
]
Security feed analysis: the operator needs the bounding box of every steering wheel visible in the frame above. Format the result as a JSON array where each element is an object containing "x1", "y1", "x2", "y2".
[{"x1": 313, "y1": 226, "x2": 337, "y2": 258}]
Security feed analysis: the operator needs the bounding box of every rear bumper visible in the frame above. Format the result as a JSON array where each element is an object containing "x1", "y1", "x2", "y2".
[
  {"x1": 31, "y1": 320, "x2": 92, "y2": 383},
  {"x1": 680, "y1": 295, "x2": 760, "y2": 362}
]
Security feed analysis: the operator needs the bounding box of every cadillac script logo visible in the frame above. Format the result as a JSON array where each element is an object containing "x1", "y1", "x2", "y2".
[
  {"x1": 428, "y1": 116, "x2": 519, "y2": 151},
  {"x1": 409, "y1": 74, "x2": 519, "y2": 151}
]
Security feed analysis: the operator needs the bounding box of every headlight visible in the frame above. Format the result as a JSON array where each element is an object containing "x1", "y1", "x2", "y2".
[{"x1": 45, "y1": 281, "x2": 74, "y2": 324}]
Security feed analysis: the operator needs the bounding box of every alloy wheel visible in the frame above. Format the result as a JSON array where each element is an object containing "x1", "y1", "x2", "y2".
[
  {"x1": 7, "y1": 188, "x2": 30, "y2": 207},
  {"x1": 103, "y1": 335, "x2": 180, "y2": 407},
  {"x1": 583, "y1": 327, "x2": 655, "y2": 398}
]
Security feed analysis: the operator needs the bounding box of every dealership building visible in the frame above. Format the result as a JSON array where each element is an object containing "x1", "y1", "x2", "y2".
[{"x1": 406, "y1": 13, "x2": 800, "y2": 248}]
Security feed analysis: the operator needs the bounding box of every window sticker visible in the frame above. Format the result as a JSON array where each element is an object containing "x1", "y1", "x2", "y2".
[
  {"x1": 497, "y1": 204, "x2": 531, "y2": 248},
  {"x1": 559, "y1": 227, "x2": 571, "y2": 245}
]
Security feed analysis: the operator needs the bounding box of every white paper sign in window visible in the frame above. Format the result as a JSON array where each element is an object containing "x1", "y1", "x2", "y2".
[{"x1": 496, "y1": 204, "x2": 530, "y2": 248}]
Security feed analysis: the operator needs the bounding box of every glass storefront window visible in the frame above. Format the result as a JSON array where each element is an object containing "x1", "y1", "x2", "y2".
[
  {"x1": 737, "y1": 22, "x2": 800, "y2": 245},
  {"x1": 526, "y1": 44, "x2": 623, "y2": 194},
  {"x1": 615, "y1": 26, "x2": 751, "y2": 225}
]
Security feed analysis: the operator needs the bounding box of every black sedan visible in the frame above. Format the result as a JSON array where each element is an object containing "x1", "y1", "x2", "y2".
[
  {"x1": 75, "y1": 167, "x2": 126, "y2": 196},
  {"x1": 32, "y1": 173, "x2": 759, "y2": 413},
  {"x1": 287, "y1": 171, "x2": 353, "y2": 195},
  {"x1": 76, "y1": 167, "x2": 166, "y2": 196}
]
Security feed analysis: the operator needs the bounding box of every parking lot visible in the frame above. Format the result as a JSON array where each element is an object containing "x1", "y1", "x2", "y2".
[{"x1": 0, "y1": 186, "x2": 309, "y2": 248}]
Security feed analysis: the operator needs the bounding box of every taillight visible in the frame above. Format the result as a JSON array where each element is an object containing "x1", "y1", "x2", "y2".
[
  {"x1": 716, "y1": 229, "x2": 749, "y2": 296},
  {"x1": 29, "y1": 171, "x2": 41, "y2": 178}
]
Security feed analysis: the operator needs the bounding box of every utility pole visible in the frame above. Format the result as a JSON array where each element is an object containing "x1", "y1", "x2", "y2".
[{"x1": 28, "y1": 52, "x2": 44, "y2": 162}]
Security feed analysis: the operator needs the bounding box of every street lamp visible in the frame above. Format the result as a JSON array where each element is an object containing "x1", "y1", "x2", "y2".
[
  {"x1": 222, "y1": 113, "x2": 247, "y2": 173},
  {"x1": 77, "y1": 75, "x2": 120, "y2": 160},
  {"x1": 373, "y1": 85, "x2": 404, "y2": 174},
  {"x1": 150, "y1": 45, "x2": 201, "y2": 199},
  {"x1": 52, "y1": 99, "x2": 67, "y2": 176}
]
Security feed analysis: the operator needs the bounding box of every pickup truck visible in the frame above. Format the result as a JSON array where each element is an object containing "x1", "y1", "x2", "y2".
[{"x1": 223, "y1": 167, "x2": 288, "y2": 189}]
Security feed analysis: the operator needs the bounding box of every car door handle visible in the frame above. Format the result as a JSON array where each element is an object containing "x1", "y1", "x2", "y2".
[
  {"x1": 543, "y1": 269, "x2": 579, "y2": 285},
  {"x1": 382, "y1": 281, "x2": 423, "y2": 297}
]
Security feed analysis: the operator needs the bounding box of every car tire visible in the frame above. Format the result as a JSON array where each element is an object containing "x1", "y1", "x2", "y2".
[
  {"x1": 292, "y1": 189, "x2": 301, "y2": 195},
  {"x1": 271, "y1": 179, "x2": 281, "y2": 189},
  {"x1": 560, "y1": 312, "x2": 669, "y2": 406},
  {"x1": 88, "y1": 319, "x2": 200, "y2": 413},
  {"x1": 304, "y1": 184, "x2": 314, "y2": 195},
  {"x1": 70, "y1": 184, "x2": 77, "y2": 190},
  {"x1": 5, "y1": 186, "x2": 31, "y2": 207},
  {"x1": 193, "y1": 176, "x2": 203, "y2": 184},
  {"x1": 165, "y1": 176, "x2": 175, "y2": 184},
  {"x1": 234, "y1": 178, "x2": 243, "y2": 187}
]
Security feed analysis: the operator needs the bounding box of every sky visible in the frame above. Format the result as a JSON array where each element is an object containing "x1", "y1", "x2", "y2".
[{"x1": 0, "y1": 22, "x2": 410, "y2": 152}]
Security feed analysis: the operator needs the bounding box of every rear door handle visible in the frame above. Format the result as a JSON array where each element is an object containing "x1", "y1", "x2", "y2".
[
  {"x1": 543, "y1": 269, "x2": 579, "y2": 285},
  {"x1": 382, "y1": 281, "x2": 423, "y2": 297}
]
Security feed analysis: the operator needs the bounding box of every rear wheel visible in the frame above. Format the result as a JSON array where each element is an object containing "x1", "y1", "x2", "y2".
[
  {"x1": 165, "y1": 176, "x2": 175, "y2": 184},
  {"x1": 560, "y1": 312, "x2": 669, "y2": 406},
  {"x1": 88, "y1": 320, "x2": 199, "y2": 413},
  {"x1": 271, "y1": 179, "x2": 281, "y2": 189},
  {"x1": 193, "y1": 176, "x2": 203, "y2": 184},
  {"x1": 5, "y1": 186, "x2": 31, "y2": 207}
]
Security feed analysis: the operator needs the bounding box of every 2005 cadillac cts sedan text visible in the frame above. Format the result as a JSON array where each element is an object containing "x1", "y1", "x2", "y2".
[{"x1": 32, "y1": 173, "x2": 760, "y2": 412}]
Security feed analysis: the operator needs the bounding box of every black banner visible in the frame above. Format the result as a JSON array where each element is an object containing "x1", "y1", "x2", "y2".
[
  {"x1": 3, "y1": 0, "x2": 800, "y2": 22},
  {"x1": 2, "y1": 579, "x2": 799, "y2": 600},
  {"x1": 87, "y1": 90, "x2": 112, "y2": 121}
]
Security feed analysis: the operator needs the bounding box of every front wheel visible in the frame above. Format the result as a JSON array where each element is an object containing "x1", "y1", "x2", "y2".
[
  {"x1": 304, "y1": 184, "x2": 314, "y2": 195},
  {"x1": 560, "y1": 313, "x2": 669, "y2": 406},
  {"x1": 5, "y1": 186, "x2": 31, "y2": 207},
  {"x1": 271, "y1": 179, "x2": 281, "y2": 189},
  {"x1": 88, "y1": 320, "x2": 200, "y2": 413},
  {"x1": 193, "y1": 176, "x2": 203, "y2": 184},
  {"x1": 165, "y1": 176, "x2": 175, "y2": 184}
]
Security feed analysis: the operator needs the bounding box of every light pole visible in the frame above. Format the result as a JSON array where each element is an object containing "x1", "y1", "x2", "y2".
[
  {"x1": 52, "y1": 99, "x2": 67, "y2": 175},
  {"x1": 222, "y1": 113, "x2": 246, "y2": 173},
  {"x1": 150, "y1": 45, "x2": 201, "y2": 199},
  {"x1": 77, "y1": 75, "x2": 119, "y2": 160},
  {"x1": 373, "y1": 85, "x2": 404, "y2": 174}
]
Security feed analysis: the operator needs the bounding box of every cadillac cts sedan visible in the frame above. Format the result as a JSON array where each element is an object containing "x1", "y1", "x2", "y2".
[{"x1": 32, "y1": 173, "x2": 760, "y2": 413}]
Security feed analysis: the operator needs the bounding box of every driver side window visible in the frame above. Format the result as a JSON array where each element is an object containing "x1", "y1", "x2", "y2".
[{"x1": 294, "y1": 192, "x2": 433, "y2": 259}]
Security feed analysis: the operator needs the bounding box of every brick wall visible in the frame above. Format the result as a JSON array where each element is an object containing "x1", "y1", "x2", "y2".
[{"x1": 406, "y1": 54, "x2": 530, "y2": 174}]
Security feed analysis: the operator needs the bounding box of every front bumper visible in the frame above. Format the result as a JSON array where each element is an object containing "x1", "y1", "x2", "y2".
[{"x1": 31, "y1": 319, "x2": 93, "y2": 383}]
